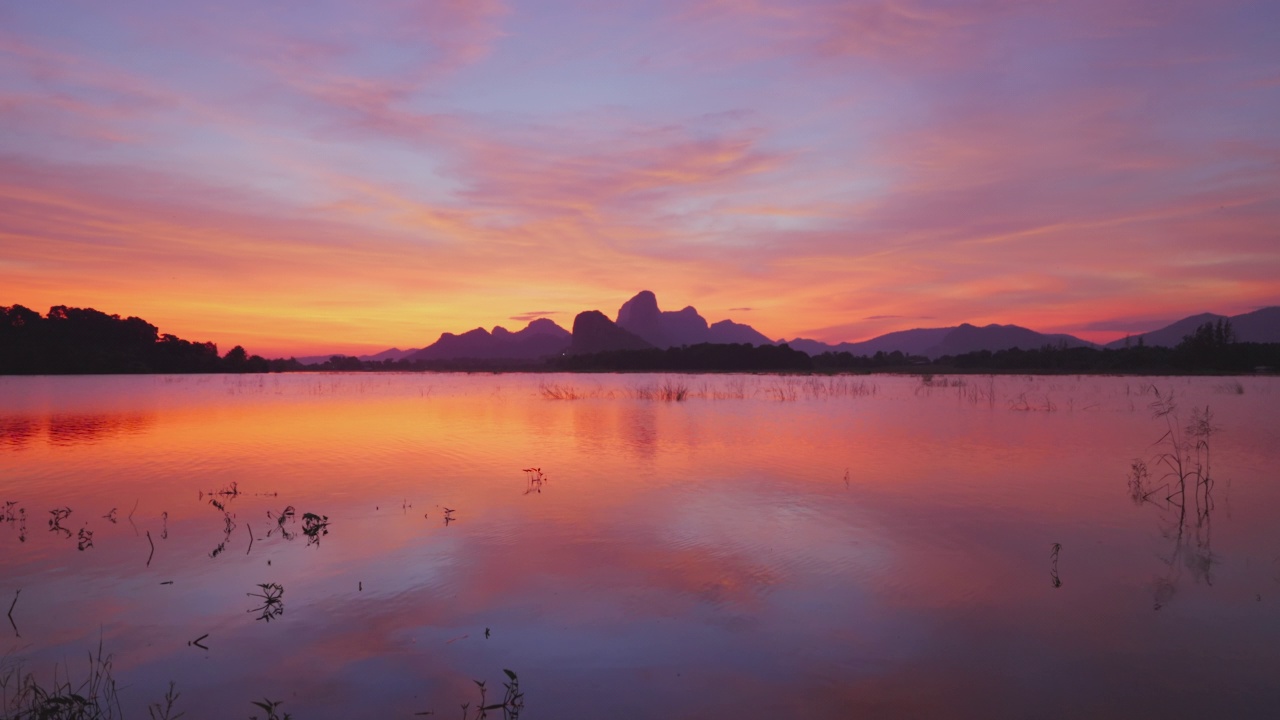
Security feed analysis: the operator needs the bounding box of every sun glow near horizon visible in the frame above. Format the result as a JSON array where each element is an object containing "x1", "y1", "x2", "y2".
[{"x1": 2, "y1": 0, "x2": 1278, "y2": 357}]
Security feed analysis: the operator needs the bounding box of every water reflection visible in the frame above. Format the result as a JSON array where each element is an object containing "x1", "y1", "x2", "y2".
[
  {"x1": 1127, "y1": 388, "x2": 1220, "y2": 610},
  {"x1": 246, "y1": 583, "x2": 285, "y2": 623},
  {"x1": 0, "y1": 417, "x2": 38, "y2": 449},
  {"x1": 1, "y1": 501, "x2": 26, "y2": 543},
  {"x1": 0, "y1": 374, "x2": 1277, "y2": 718},
  {"x1": 1049, "y1": 542, "x2": 1062, "y2": 588},
  {"x1": 522, "y1": 468, "x2": 547, "y2": 495}
]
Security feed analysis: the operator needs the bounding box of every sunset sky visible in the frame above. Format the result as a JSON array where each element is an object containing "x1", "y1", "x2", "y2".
[{"x1": 2, "y1": 0, "x2": 1278, "y2": 357}]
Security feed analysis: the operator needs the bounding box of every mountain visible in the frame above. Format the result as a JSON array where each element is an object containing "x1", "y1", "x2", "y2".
[
  {"x1": 566, "y1": 311, "x2": 653, "y2": 355},
  {"x1": 930, "y1": 324, "x2": 1093, "y2": 357},
  {"x1": 1232, "y1": 307, "x2": 1280, "y2": 342},
  {"x1": 614, "y1": 290, "x2": 771, "y2": 348},
  {"x1": 408, "y1": 318, "x2": 570, "y2": 361},
  {"x1": 363, "y1": 347, "x2": 419, "y2": 362},
  {"x1": 616, "y1": 291, "x2": 671, "y2": 347},
  {"x1": 785, "y1": 327, "x2": 954, "y2": 358},
  {"x1": 784, "y1": 324, "x2": 1093, "y2": 359},
  {"x1": 296, "y1": 347, "x2": 420, "y2": 365},
  {"x1": 707, "y1": 319, "x2": 773, "y2": 345},
  {"x1": 1104, "y1": 307, "x2": 1280, "y2": 348}
]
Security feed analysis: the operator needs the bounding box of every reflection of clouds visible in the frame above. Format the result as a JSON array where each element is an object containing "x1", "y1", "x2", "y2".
[
  {"x1": 46, "y1": 412, "x2": 155, "y2": 445},
  {"x1": 0, "y1": 412, "x2": 155, "y2": 448},
  {"x1": 0, "y1": 416, "x2": 39, "y2": 449}
]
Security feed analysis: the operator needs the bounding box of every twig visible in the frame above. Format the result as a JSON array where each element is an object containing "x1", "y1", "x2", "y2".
[
  {"x1": 7, "y1": 588, "x2": 18, "y2": 637},
  {"x1": 189, "y1": 633, "x2": 209, "y2": 650},
  {"x1": 128, "y1": 498, "x2": 140, "y2": 536},
  {"x1": 146, "y1": 530, "x2": 155, "y2": 566},
  {"x1": 246, "y1": 522, "x2": 254, "y2": 555}
]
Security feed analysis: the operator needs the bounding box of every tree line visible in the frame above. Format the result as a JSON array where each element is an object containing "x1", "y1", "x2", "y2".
[{"x1": 0, "y1": 305, "x2": 301, "y2": 374}]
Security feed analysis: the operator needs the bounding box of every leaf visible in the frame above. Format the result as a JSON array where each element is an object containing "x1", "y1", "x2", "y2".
[{"x1": 503, "y1": 669, "x2": 517, "y2": 681}]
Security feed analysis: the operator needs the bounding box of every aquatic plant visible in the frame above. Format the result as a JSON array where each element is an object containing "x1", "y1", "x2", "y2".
[
  {"x1": 246, "y1": 583, "x2": 285, "y2": 622},
  {"x1": 147, "y1": 682, "x2": 183, "y2": 720},
  {"x1": 957, "y1": 376, "x2": 997, "y2": 408},
  {"x1": 523, "y1": 468, "x2": 547, "y2": 495},
  {"x1": 538, "y1": 382, "x2": 581, "y2": 400},
  {"x1": 1, "y1": 504, "x2": 25, "y2": 543},
  {"x1": 0, "y1": 639, "x2": 122, "y2": 720},
  {"x1": 48, "y1": 508, "x2": 72, "y2": 538},
  {"x1": 249, "y1": 698, "x2": 291, "y2": 720},
  {"x1": 764, "y1": 381, "x2": 798, "y2": 402},
  {"x1": 460, "y1": 670, "x2": 523, "y2": 720},
  {"x1": 301, "y1": 513, "x2": 329, "y2": 546},
  {"x1": 1129, "y1": 388, "x2": 1220, "y2": 609},
  {"x1": 6, "y1": 590, "x2": 18, "y2": 638}
]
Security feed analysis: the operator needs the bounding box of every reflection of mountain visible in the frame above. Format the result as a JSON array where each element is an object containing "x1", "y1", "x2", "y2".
[
  {"x1": 407, "y1": 318, "x2": 571, "y2": 361},
  {"x1": 787, "y1": 324, "x2": 1093, "y2": 359},
  {"x1": 1103, "y1": 306, "x2": 1280, "y2": 349}
]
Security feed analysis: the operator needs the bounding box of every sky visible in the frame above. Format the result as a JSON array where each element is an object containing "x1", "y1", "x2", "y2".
[{"x1": 2, "y1": 0, "x2": 1278, "y2": 357}]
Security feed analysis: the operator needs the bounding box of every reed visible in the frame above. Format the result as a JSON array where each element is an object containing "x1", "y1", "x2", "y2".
[
  {"x1": 0, "y1": 638, "x2": 122, "y2": 720},
  {"x1": 538, "y1": 382, "x2": 581, "y2": 400}
]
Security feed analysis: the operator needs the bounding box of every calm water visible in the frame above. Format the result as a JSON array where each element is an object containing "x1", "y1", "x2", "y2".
[{"x1": 1, "y1": 373, "x2": 1278, "y2": 719}]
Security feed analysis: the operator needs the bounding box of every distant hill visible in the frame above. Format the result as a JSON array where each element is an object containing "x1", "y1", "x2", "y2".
[
  {"x1": 296, "y1": 347, "x2": 420, "y2": 365},
  {"x1": 614, "y1": 290, "x2": 772, "y2": 348},
  {"x1": 707, "y1": 319, "x2": 774, "y2": 345},
  {"x1": 407, "y1": 318, "x2": 570, "y2": 361},
  {"x1": 931, "y1": 324, "x2": 1094, "y2": 357},
  {"x1": 786, "y1": 324, "x2": 1092, "y2": 360},
  {"x1": 1104, "y1": 307, "x2": 1280, "y2": 348}
]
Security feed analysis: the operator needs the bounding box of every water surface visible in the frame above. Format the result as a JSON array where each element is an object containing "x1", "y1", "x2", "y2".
[{"x1": 2, "y1": 373, "x2": 1278, "y2": 718}]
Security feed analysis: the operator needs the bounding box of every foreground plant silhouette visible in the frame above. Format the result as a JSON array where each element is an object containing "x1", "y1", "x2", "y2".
[
  {"x1": 1127, "y1": 387, "x2": 1219, "y2": 610},
  {"x1": 249, "y1": 698, "x2": 290, "y2": 720},
  {"x1": 433, "y1": 669, "x2": 522, "y2": 720},
  {"x1": 0, "y1": 639, "x2": 122, "y2": 719}
]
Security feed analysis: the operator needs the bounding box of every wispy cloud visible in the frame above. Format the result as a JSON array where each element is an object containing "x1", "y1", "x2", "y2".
[{"x1": 1, "y1": 0, "x2": 1277, "y2": 351}]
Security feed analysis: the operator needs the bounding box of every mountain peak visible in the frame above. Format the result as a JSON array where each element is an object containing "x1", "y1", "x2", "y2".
[{"x1": 568, "y1": 310, "x2": 653, "y2": 355}]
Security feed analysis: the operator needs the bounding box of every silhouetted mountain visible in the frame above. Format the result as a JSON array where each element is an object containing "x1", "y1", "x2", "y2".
[
  {"x1": 662, "y1": 306, "x2": 711, "y2": 346},
  {"x1": 296, "y1": 347, "x2": 420, "y2": 365},
  {"x1": 1232, "y1": 307, "x2": 1280, "y2": 342},
  {"x1": 707, "y1": 319, "x2": 773, "y2": 345},
  {"x1": 931, "y1": 324, "x2": 1093, "y2": 357},
  {"x1": 364, "y1": 347, "x2": 419, "y2": 362},
  {"x1": 567, "y1": 311, "x2": 653, "y2": 355},
  {"x1": 614, "y1": 290, "x2": 771, "y2": 348},
  {"x1": 786, "y1": 328, "x2": 953, "y2": 358},
  {"x1": 785, "y1": 324, "x2": 1091, "y2": 359},
  {"x1": 1104, "y1": 307, "x2": 1280, "y2": 348},
  {"x1": 616, "y1": 291, "x2": 669, "y2": 347},
  {"x1": 408, "y1": 318, "x2": 570, "y2": 361}
]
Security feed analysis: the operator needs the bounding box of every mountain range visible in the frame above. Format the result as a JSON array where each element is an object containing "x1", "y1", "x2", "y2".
[
  {"x1": 1101, "y1": 306, "x2": 1280, "y2": 349},
  {"x1": 302, "y1": 293, "x2": 1280, "y2": 364}
]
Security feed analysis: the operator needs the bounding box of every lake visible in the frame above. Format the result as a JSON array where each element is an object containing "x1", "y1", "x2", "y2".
[{"x1": 1, "y1": 373, "x2": 1278, "y2": 719}]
